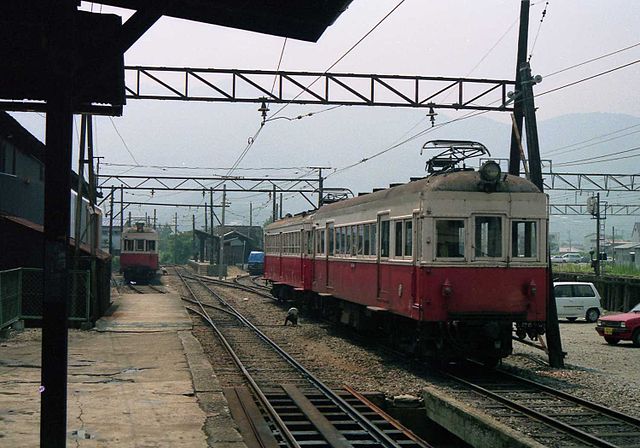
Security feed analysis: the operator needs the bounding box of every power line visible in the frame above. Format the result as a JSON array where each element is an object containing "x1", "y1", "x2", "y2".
[
  {"x1": 537, "y1": 58, "x2": 640, "y2": 98},
  {"x1": 544, "y1": 41, "x2": 640, "y2": 78},
  {"x1": 268, "y1": 0, "x2": 407, "y2": 120},
  {"x1": 554, "y1": 144, "x2": 640, "y2": 167},
  {"x1": 108, "y1": 117, "x2": 139, "y2": 165},
  {"x1": 543, "y1": 123, "x2": 640, "y2": 156}
]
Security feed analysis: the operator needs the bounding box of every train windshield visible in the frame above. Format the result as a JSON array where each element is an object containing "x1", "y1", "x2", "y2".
[
  {"x1": 512, "y1": 221, "x2": 538, "y2": 258},
  {"x1": 474, "y1": 216, "x2": 502, "y2": 258}
]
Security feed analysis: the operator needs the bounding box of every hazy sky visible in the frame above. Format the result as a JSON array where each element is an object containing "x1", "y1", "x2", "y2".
[{"x1": 11, "y1": 1, "x2": 640, "y2": 231}]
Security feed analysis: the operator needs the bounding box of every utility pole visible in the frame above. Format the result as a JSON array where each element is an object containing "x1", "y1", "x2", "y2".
[
  {"x1": 192, "y1": 214, "x2": 196, "y2": 261},
  {"x1": 318, "y1": 167, "x2": 324, "y2": 207},
  {"x1": 174, "y1": 213, "x2": 178, "y2": 265},
  {"x1": 120, "y1": 184, "x2": 124, "y2": 234},
  {"x1": 279, "y1": 193, "x2": 283, "y2": 219},
  {"x1": 219, "y1": 185, "x2": 227, "y2": 279},
  {"x1": 272, "y1": 185, "x2": 277, "y2": 223},
  {"x1": 612, "y1": 226, "x2": 616, "y2": 264},
  {"x1": 595, "y1": 192, "x2": 601, "y2": 277},
  {"x1": 109, "y1": 186, "x2": 114, "y2": 255},
  {"x1": 249, "y1": 202, "x2": 253, "y2": 242},
  {"x1": 153, "y1": 209, "x2": 157, "y2": 229},
  {"x1": 508, "y1": 0, "x2": 530, "y2": 176},
  {"x1": 514, "y1": 1, "x2": 564, "y2": 369},
  {"x1": 209, "y1": 189, "x2": 214, "y2": 265}
]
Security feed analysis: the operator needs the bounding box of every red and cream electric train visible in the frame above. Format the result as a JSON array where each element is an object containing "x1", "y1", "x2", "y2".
[
  {"x1": 264, "y1": 158, "x2": 548, "y2": 364},
  {"x1": 120, "y1": 222, "x2": 159, "y2": 283}
]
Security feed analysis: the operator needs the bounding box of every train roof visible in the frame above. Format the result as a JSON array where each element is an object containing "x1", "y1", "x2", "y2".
[
  {"x1": 315, "y1": 170, "x2": 541, "y2": 217},
  {"x1": 266, "y1": 171, "x2": 542, "y2": 230}
]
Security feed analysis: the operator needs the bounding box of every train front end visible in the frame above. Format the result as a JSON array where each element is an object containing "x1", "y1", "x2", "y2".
[
  {"x1": 120, "y1": 222, "x2": 159, "y2": 283},
  {"x1": 417, "y1": 163, "x2": 548, "y2": 362}
]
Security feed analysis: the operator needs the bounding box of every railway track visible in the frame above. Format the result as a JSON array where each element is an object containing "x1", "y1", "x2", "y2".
[
  {"x1": 176, "y1": 267, "x2": 430, "y2": 448},
  {"x1": 185, "y1": 272, "x2": 274, "y2": 299},
  {"x1": 441, "y1": 363, "x2": 640, "y2": 447}
]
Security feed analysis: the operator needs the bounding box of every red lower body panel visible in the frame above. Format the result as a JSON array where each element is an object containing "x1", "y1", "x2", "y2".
[
  {"x1": 266, "y1": 255, "x2": 547, "y2": 323},
  {"x1": 120, "y1": 253, "x2": 159, "y2": 271}
]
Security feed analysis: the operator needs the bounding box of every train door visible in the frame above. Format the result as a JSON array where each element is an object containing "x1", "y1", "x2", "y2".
[
  {"x1": 325, "y1": 222, "x2": 334, "y2": 288},
  {"x1": 303, "y1": 228, "x2": 313, "y2": 290},
  {"x1": 376, "y1": 213, "x2": 390, "y2": 299},
  {"x1": 411, "y1": 213, "x2": 421, "y2": 319}
]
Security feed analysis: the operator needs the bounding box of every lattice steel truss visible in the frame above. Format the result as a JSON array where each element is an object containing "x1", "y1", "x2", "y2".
[{"x1": 125, "y1": 66, "x2": 515, "y2": 111}]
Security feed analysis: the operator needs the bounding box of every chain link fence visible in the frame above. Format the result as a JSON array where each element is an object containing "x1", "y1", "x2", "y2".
[
  {"x1": 0, "y1": 269, "x2": 21, "y2": 330},
  {"x1": 18, "y1": 268, "x2": 90, "y2": 322}
]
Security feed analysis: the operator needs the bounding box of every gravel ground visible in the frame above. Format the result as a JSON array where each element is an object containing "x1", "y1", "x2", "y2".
[{"x1": 171, "y1": 271, "x2": 640, "y2": 421}]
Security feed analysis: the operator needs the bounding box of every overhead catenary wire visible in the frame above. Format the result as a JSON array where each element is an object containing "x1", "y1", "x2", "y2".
[
  {"x1": 268, "y1": 0, "x2": 407, "y2": 121},
  {"x1": 544, "y1": 41, "x2": 640, "y2": 78}
]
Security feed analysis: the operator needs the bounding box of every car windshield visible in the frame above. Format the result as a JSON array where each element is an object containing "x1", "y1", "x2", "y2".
[{"x1": 632, "y1": 304, "x2": 640, "y2": 313}]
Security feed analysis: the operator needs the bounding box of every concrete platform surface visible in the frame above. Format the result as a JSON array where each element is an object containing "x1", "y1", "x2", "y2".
[{"x1": 0, "y1": 290, "x2": 243, "y2": 447}]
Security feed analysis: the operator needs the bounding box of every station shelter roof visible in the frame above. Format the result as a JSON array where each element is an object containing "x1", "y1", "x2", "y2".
[{"x1": 93, "y1": 0, "x2": 354, "y2": 42}]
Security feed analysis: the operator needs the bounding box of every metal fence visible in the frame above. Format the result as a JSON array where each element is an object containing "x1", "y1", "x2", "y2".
[
  {"x1": 0, "y1": 269, "x2": 21, "y2": 330},
  {"x1": 1, "y1": 268, "x2": 90, "y2": 324}
]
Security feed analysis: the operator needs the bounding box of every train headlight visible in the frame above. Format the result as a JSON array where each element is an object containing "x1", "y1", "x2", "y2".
[{"x1": 479, "y1": 160, "x2": 502, "y2": 183}]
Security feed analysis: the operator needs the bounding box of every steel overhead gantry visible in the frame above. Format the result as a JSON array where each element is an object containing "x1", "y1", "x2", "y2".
[
  {"x1": 124, "y1": 66, "x2": 515, "y2": 111},
  {"x1": 550, "y1": 204, "x2": 640, "y2": 216},
  {"x1": 96, "y1": 174, "x2": 354, "y2": 222}
]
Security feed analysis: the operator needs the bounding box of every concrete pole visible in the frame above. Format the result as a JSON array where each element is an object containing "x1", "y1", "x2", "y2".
[
  {"x1": 209, "y1": 189, "x2": 214, "y2": 265},
  {"x1": 109, "y1": 186, "x2": 114, "y2": 255},
  {"x1": 174, "y1": 213, "x2": 178, "y2": 265},
  {"x1": 219, "y1": 185, "x2": 226, "y2": 279},
  {"x1": 595, "y1": 193, "x2": 601, "y2": 277},
  {"x1": 120, "y1": 185, "x2": 124, "y2": 234}
]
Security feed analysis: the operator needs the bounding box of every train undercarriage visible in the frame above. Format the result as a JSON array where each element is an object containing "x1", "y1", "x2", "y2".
[{"x1": 271, "y1": 283, "x2": 543, "y2": 366}]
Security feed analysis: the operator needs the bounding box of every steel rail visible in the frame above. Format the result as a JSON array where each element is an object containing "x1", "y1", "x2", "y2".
[
  {"x1": 496, "y1": 367, "x2": 640, "y2": 428},
  {"x1": 176, "y1": 268, "x2": 301, "y2": 448},
  {"x1": 187, "y1": 273, "x2": 274, "y2": 299},
  {"x1": 181, "y1": 269, "x2": 403, "y2": 448},
  {"x1": 442, "y1": 368, "x2": 631, "y2": 448},
  {"x1": 197, "y1": 279, "x2": 402, "y2": 448}
]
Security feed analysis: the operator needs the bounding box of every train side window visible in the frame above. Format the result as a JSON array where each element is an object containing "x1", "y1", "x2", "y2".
[
  {"x1": 370, "y1": 224, "x2": 377, "y2": 256},
  {"x1": 474, "y1": 216, "x2": 502, "y2": 258},
  {"x1": 357, "y1": 224, "x2": 364, "y2": 256},
  {"x1": 436, "y1": 220, "x2": 465, "y2": 258},
  {"x1": 135, "y1": 239, "x2": 145, "y2": 251},
  {"x1": 124, "y1": 240, "x2": 134, "y2": 251},
  {"x1": 394, "y1": 221, "x2": 403, "y2": 257},
  {"x1": 146, "y1": 240, "x2": 156, "y2": 252},
  {"x1": 363, "y1": 224, "x2": 370, "y2": 255},
  {"x1": 380, "y1": 218, "x2": 390, "y2": 258},
  {"x1": 405, "y1": 220, "x2": 413, "y2": 257},
  {"x1": 512, "y1": 221, "x2": 537, "y2": 258},
  {"x1": 327, "y1": 224, "x2": 334, "y2": 256}
]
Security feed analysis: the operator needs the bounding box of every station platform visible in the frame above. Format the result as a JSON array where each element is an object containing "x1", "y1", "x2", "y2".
[{"x1": 0, "y1": 288, "x2": 246, "y2": 447}]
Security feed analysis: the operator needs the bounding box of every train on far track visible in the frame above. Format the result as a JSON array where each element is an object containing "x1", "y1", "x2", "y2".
[
  {"x1": 263, "y1": 141, "x2": 549, "y2": 365},
  {"x1": 120, "y1": 221, "x2": 159, "y2": 283}
]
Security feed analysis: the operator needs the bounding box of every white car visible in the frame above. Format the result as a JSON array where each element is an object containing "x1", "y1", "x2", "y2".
[
  {"x1": 554, "y1": 282, "x2": 602, "y2": 322},
  {"x1": 562, "y1": 253, "x2": 586, "y2": 263},
  {"x1": 550, "y1": 255, "x2": 565, "y2": 263}
]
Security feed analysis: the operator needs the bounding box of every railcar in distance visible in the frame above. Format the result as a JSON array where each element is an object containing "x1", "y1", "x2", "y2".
[
  {"x1": 264, "y1": 141, "x2": 549, "y2": 365},
  {"x1": 120, "y1": 222, "x2": 159, "y2": 283}
]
